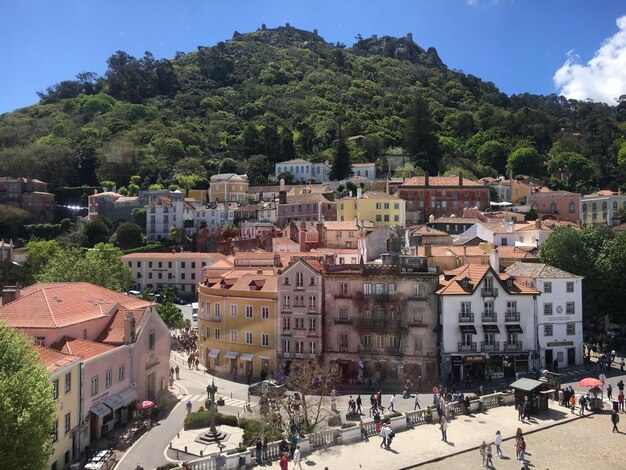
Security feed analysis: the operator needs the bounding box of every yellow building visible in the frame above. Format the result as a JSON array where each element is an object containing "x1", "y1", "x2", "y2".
[
  {"x1": 337, "y1": 190, "x2": 406, "y2": 228},
  {"x1": 198, "y1": 269, "x2": 278, "y2": 380},
  {"x1": 37, "y1": 346, "x2": 81, "y2": 470},
  {"x1": 208, "y1": 173, "x2": 249, "y2": 203}
]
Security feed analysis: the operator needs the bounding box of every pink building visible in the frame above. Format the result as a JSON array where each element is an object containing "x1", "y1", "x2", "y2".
[
  {"x1": 527, "y1": 190, "x2": 581, "y2": 223},
  {"x1": 0, "y1": 282, "x2": 170, "y2": 449}
]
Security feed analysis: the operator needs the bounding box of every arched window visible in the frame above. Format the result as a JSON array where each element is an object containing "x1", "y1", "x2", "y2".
[
  {"x1": 582, "y1": 203, "x2": 587, "y2": 212},
  {"x1": 549, "y1": 202, "x2": 557, "y2": 213},
  {"x1": 592, "y1": 202, "x2": 597, "y2": 211},
  {"x1": 569, "y1": 202, "x2": 575, "y2": 213},
  {"x1": 602, "y1": 202, "x2": 607, "y2": 210},
  {"x1": 613, "y1": 201, "x2": 618, "y2": 209}
]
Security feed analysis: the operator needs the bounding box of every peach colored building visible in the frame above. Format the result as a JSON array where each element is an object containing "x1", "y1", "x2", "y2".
[{"x1": 528, "y1": 190, "x2": 581, "y2": 223}]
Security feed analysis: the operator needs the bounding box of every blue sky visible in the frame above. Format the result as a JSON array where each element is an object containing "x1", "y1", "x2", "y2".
[{"x1": 1, "y1": 0, "x2": 625, "y2": 114}]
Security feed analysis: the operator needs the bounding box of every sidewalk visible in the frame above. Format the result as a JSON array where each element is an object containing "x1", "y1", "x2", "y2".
[{"x1": 261, "y1": 401, "x2": 583, "y2": 469}]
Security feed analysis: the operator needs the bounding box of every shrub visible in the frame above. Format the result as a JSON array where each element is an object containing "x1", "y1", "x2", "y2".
[
  {"x1": 385, "y1": 411, "x2": 402, "y2": 419},
  {"x1": 341, "y1": 422, "x2": 357, "y2": 429},
  {"x1": 238, "y1": 418, "x2": 281, "y2": 446},
  {"x1": 184, "y1": 411, "x2": 239, "y2": 430},
  {"x1": 327, "y1": 415, "x2": 342, "y2": 427}
]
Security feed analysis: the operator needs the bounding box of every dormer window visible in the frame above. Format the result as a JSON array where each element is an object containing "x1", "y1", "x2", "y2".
[
  {"x1": 507, "y1": 280, "x2": 513, "y2": 287},
  {"x1": 461, "y1": 279, "x2": 469, "y2": 288}
]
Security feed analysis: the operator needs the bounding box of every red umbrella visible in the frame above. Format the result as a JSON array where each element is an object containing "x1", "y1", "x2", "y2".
[
  {"x1": 136, "y1": 400, "x2": 154, "y2": 410},
  {"x1": 579, "y1": 378, "x2": 604, "y2": 387}
]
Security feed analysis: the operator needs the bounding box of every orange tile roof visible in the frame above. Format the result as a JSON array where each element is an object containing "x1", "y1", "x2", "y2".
[
  {"x1": 0, "y1": 282, "x2": 153, "y2": 329},
  {"x1": 400, "y1": 175, "x2": 482, "y2": 187},
  {"x1": 53, "y1": 337, "x2": 118, "y2": 360},
  {"x1": 96, "y1": 308, "x2": 145, "y2": 345},
  {"x1": 123, "y1": 252, "x2": 226, "y2": 260},
  {"x1": 436, "y1": 264, "x2": 539, "y2": 295},
  {"x1": 35, "y1": 345, "x2": 80, "y2": 372}
]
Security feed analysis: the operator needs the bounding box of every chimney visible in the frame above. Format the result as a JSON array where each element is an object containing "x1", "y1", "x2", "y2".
[
  {"x1": 425, "y1": 173, "x2": 429, "y2": 187},
  {"x1": 463, "y1": 245, "x2": 468, "y2": 265},
  {"x1": 313, "y1": 29, "x2": 318, "y2": 35},
  {"x1": 424, "y1": 243, "x2": 432, "y2": 258},
  {"x1": 279, "y1": 178, "x2": 287, "y2": 205},
  {"x1": 489, "y1": 248, "x2": 500, "y2": 273},
  {"x1": 123, "y1": 312, "x2": 133, "y2": 345},
  {"x1": 273, "y1": 253, "x2": 282, "y2": 267},
  {"x1": 2, "y1": 286, "x2": 20, "y2": 305},
  {"x1": 459, "y1": 174, "x2": 463, "y2": 187},
  {"x1": 535, "y1": 219, "x2": 541, "y2": 230},
  {"x1": 407, "y1": 32, "x2": 413, "y2": 41}
]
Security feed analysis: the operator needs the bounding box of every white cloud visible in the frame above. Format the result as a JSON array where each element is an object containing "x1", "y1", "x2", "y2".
[{"x1": 554, "y1": 15, "x2": 626, "y2": 104}]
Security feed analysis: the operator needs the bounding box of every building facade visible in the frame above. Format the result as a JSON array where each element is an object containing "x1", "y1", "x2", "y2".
[
  {"x1": 337, "y1": 190, "x2": 406, "y2": 228},
  {"x1": 323, "y1": 255, "x2": 439, "y2": 388},
  {"x1": 581, "y1": 190, "x2": 626, "y2": 227},
  {"x1": 396, "y1": 175, "x2": 490, "y2": 224},
  {"x1": 277, "y1": 259, "x2": 324, "y2": 376},
  {"x1": 437, "y1": 260, "x2": 539, "y2": 385},
  {"x1": 275, "y1": 159, "x2": 330, "y2": 182},
  {"x1": 505, "y1": 262, "x2": 584, "y2": 370},
  {"x1": 198, "y1": 271, "x2": 278, "y2": 380},
  {"x1": 528, "y1": 190, "x2": 581, "y2": 223},
  {"x1": 146, "y1": 191, "x2": 184, "y2": 241},
  {"x1": 209, "y1": 174, "x2": 249, "y2": 202},
  {"x1": 0, "y1": 176, "x2": 55, "y2": 222},
  {"x1": 352, "y1": 163, "x2": 376, "y2": 180},
  {"x1": 276, "y1": 192, "x2": 337, "y2": 227}
]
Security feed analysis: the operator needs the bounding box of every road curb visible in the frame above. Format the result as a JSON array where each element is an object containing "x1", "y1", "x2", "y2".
[{"x1": 397, "y1": 409, "x2": 589, "y2": 469}]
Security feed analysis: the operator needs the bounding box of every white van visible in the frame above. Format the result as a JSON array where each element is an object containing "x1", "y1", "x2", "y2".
[
  {"x1": 191, "y1": 302, "x2": 199, "y2": 321},
  {"x1": 128, "y1": 290, "x2": 141, "y2": 297}
]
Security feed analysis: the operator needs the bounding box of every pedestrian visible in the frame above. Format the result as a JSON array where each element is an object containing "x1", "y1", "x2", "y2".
[
  {"x1": 232, "y1": 368, "x2": 238, "y2": 382},
  {"x1": 170, "y1": 366, "x2": 175, "y2": 378},
  {"x1": 247, "y1": 370, "x2": 252, "y2": 385},
  {"x1": 578, "y1": 395, "x2": 586, "y2": 416},
  {"x1": 175, "y1": 365, "x2": 180, "y2": 379},
  {"x1": 289, "y1": 433, "x2": 298, "y2": 458},
  {"x1": 517, "y1": 399, "x2": 524, "y2": 421},
  {"x1": 279, "y1": 452, "x2": 289, "y2": 470},
  {"x1": 195, "y1": 357, "x2": 199, "y2": 370},
  {"x1": 479, "y1": 441, "x2": 487, "y2": 467},
  {"x1": 558, "y1": 388, "x2": 564, "y2": 406},
  {"x1": 414, "y1": 393, "x2": 421, "y2": 410},
  {"x1": 439, "y1": 416, "x2": 448, "y2": 442},
  {"x1": 495, "y1": 430, "x2": 503, "y2": 458},
  {"x1": 262, "y1": 436, "x2": 269, "y2": 463},
  {"x1": 379, "y1": 423, "x2": 387, "y2": 448},
  {"x1": 517, "y1": 437, "x2": 526, "y2": 462},
  {"x1": 356, "y1": 394, "x2": 362, "y2": 414},
  {"x1": 376, "y1": 390, "x2": 382, "y2": 409},
  {"x1": 330, "y1": 389, "x2": 337, "y2": 413},
  {"x1": 607, "y1": 383, "x2": 613, "y2": 401},
  {"x1": 389, "y1": 393, "x2": 396, "y2": 412},
  {"x1": 619, "y1": 391, "x2": 625, "y2": 412},
  {"x1": 522, "y1": 396, "x2": 531, "y2": 420},
  {"x1": 186, "y1": 400, "x2": 192, "y2": 415},
  {"x1": 373, "y1": 410, "x2": 381, "y2": 434},
  {"x1": 621, "y1": 358, "x2": 625, "y2": 373},
  {"x1": 292, "y1": 445, "x2": 303, "y2": 470},
  {"x1": 485, "y1": 442, "x2": 493, "y2": 468},
  {"x1": 612, "y1": 409, "x2": 620, "y2": 432},
  {"x1": 255, "y1": 437, "x2": 262, "y2": 464},
  {"x1": 569, "y1": 393, "x2": 577, "y2": 413}
]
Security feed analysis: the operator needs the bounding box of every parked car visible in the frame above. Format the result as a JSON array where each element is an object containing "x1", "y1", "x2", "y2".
[
  {"x1": 174, "y1": 297, "x2": 187, "y2": 305},
  {"x1": 248, "y1": 380, "x2": 286, "y2": 397}
]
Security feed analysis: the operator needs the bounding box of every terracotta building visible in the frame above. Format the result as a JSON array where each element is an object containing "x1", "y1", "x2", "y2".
[{"x1": 0, "y1": 177, "x2": 55, "y2": 222}]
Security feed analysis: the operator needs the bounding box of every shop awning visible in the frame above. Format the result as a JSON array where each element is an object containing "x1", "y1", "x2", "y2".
[
  {"x1": 90, "y1": 402, "x2": 112, "y2": 418},
  {"x1": 509, "y1": 377, "x2": 545, "y2": 393},
  {"x1": 225, "y1": 351, "x2": 238, "y2": 360},
  {"x1": 459, "y1": 325, "x2": 477, "y2": 334},
  {"x1": 506, "y1": 324, "x2": 524, "y2": 333},
  {"x1": 483, "y1": 325, "x2": 500, "y2": 334},
  {"x1": 208, "y1": 348, "x2": 221, "y2": 358},
  {"x1": 104, "y1": 388, "x2": 138, "y2": 410},
  {"x1": 240, "y1": 353, "x2": 254, "y2": 361},
  {"x1": 104, "y1": 394, "x2": 124, "y2": 410}
]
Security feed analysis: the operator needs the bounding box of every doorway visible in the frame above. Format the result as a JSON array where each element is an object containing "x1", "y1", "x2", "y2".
[
  {"x1": 147, "y1": 372, "x2": 156, "y2": 401},
  {"x1": 545, "y1": 349, "x2": 553, "y2": 370},
  {"x1": 567, "y1": 347, "x2": 576, "y2": 367}
]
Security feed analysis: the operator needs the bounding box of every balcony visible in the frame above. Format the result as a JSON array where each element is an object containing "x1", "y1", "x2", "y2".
[
  {"x1": 208, "y1": 316, "x2": 221, "y2": 323},
  {"x1": 480, "y1": 341, "x2": 500, "y2": 352},
  {"x1": 338, "y1": 345, "x2": 349, "y2": 352},
  {"x1": 504, "y1": 341, "x2": 523, "y2": 351},
  {"x1": 458, "y1": 312, "x2": 474, "y2": 323},
  {"x1": 334, "y1": 292, "x2": 352, "y2": 299},
  {"x1": 458, "y1": 342, "x2": 477, "y2": 352},
  {"x1": 356, "y1": 318, "x2": 402, "y2": 330},
  {"x1": 334, "y1": 317, "x2": 354, "y2": 325},
  {"x1": 481, "y1": 312, "x2": 498, "y2": 322},
  {"x1": 481, "y1": 288, "x2": 499, "y2": 298},
  {"x1": 505, "y1": 312, "x2": 520, "y2": 322}
]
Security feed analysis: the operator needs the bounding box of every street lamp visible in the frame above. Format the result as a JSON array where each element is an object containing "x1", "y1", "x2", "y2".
[{"x1": 503, "y1": 356, "x2": 511, "y2": 390}]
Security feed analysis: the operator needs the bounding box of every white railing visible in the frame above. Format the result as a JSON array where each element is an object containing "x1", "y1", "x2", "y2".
[{"x1": 308, "y1": 428, "x2": 336, "y2": 448}]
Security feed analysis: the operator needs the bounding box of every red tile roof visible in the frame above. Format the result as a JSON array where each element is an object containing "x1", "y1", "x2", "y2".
[
  {"x1": 122, "y1": 252, "x2": 226, "y2": 260},
  {"x1": 35, "y1": 345, "x2": 80, "y2": 372},
  {"x1": 53, "y1": 337, "x2": 118, "y2": 360},
  {"x1": 0, "y1": 282, "x2": 153, "y2": 329},
  {"x1": 96, "y1": 308, "x2": 145, "y2": 345},
  {"x1": 400, "y1": 176, "x2": 482, "y2": 187},
  {"x1": 436, "y1": 264, "x2": 539, "y2": 295}
]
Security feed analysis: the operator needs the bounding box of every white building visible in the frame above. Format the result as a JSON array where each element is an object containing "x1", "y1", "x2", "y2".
[
  {"x1": 190, "y1": 202, "x2": 236, "y2": 234},
  {"x1": 123, "y1": 252, "x2": 227, "y2": 298},
  {"x1": 146, "y1": 191, "x2": 184, "y2": 241},
  {"x1": 458, "y1": 221, "x2": 517, "y2": 247},
  {"x1": 275, "y1": 159, "x2": 331, "y2": 182},
  {"x1": 352, "y1": 163, "x2": 376, "y2": 180},
  {"x1": 505, "y1": 262, "x2": 584, "y2": 370},
  {"x1": 437, "y1": 252, "x2": 540, "y2": 384}
]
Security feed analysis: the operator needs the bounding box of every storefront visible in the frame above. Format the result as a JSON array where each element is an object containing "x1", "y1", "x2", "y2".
[
  {"x1": 89, "y1": 402, "x2": 112, "y2": 443},
  {"x1": 103, "y1": 388, "x2": 138, "y2": 428}
]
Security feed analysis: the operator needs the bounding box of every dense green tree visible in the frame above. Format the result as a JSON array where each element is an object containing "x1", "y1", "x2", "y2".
[
  {"x1": 84, "y1": 216, "x2": 113, "y2": 248},
  {"x1": 546, "y1": 151, "x2": 594, "y2": 190},
  {"x1": 477, "y1": 140, "x2": 508, "y2": 174},
  {"x1": 404, "y1": 96, "x2": 440, "y2": 175},
  {"x1": 157, "y1": 302, "x2": 185, "y2": 329},
  {"x1": 218, "y1": 158, "x2": 238, "y2": 174},
  {"x1": 132, "y1": 208, "x2": 147, "y2": 229},
  {"x1": 37, "y1": 243, "x2": 131, "y2": 291},
  {"x1": 25, "y1": 240, "x2": 62, "y2": 277},
  {"x1": 112, "y1": 223, "x2": 144, "y2": 250},
  {"x1": 279, "y1": 127, "x2": 296, "y2": 162},
  {"x1": 330, "y1": 139, "x2": 353, "y2": 180},
  {"x1": 277, "y1": 170, "x2": 295, "y2": 184},
  {"x1": 242, "y1": 123, "x2": 263, "y2": 157},
  {"x1": 0, "y1": 204, "x2": 30, "y2": 239},
  {"x1": 0, "y1": 260, "x2": 34, "y2": 290},
  {"x1": 0, "y1": 324, "x2": 57, "y2": 470},
  {"x1": 506, "y1": 146, "x2": 541, "y2": 176},
  {"x1": 262, "y1": 123, "x2": 281, "y2": 164},
  {"x1": 244, "y1": 155, "x2": 271, "y2": 185}
]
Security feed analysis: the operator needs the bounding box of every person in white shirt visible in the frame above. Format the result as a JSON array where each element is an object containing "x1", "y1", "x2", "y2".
[
  {"x1": 292, "y1": 445, "x2": 302, "y2": 470},
  {"x1": 494, "y1": 430, "x2": 503, "y2": 458},
  {"x1": 389, "y1": 394, "x2": 396, "y2": 412}
]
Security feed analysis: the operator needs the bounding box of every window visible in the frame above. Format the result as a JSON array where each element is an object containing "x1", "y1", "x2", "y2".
[
  {"x1": 339, "y1": 283, "x2": 348, "y2": 295},
  {"x1": 105, "y1": 369, "x2": 112, "y2": 388},
  {"x1": 484, "y1": 277, "x2": 493, "y2": 290},
  {"x1": 461, "y1": 302, "x2": 471, "y2": 315},
  {"x1": 52, "y1": 420, "x2": 58, "y2": 443},
  {"x1": 544, "y1": 303, "x2": 553, "y2": 315},
  {"x1": 566, "y1": 302, "x2": 575, "y2": 315},
  {"x1": 363, "y1": 283, "x2": 372, "y2": 295},
  {"x1": 283, "y1": 340, "x2": 291, "y2": 353},
  {"x1": 214, "y1": 328, "x2": 220, "y2": 340},
  {"x1": 339, "y1": 308, "x2": 349, "y2": 320},
  {"x1": 388, "y1": 283, "x2": 396, "y2": 295},
  {"x1": 569, "y1": 202, "x2": 576, "y2": 213},
  {"x1": 230, "y1": 330, "x2": 238, "y2": 343},
  {"x1": 339, "y1": 333, "x2": 349, "y2": 350},
  {"x1": 506, "y1": 301, "x2": 517, "y2": 313},
  {"x1": 461, "y1": 333, "x2": 473, "y2": 345},
  {"x1": 119, "y1": 364, "x2": 125, "y2": 382},
  {"x1": 544, "y1": 282, "x2": 552, "y2": 293},
  {"x1": 35, "y1": 336, "x2": 45, "y2": 346},
  {"x1": 295, "y1": 341, "x2": 304, "y2": 354},
  {"x1": 64, "y1": 412, "x2": 71, "y2": 434},
  {"x1": 309, "y1": 296, "x2": 316, "y2": 309},
  {"x1": 375, "y1": 283, "x2": 384, "y2": 295},
  {"x1": 309, "y1": 276, "x2": 316, "y2": 286},
  {"x1": 53, "y1": 379, "x2": 59, "y2": 399},
  {"x1": 549, "y1": 202, "x2": 557, "y2": 213},
  {"x1": 376, "y1": 214, "x2": 382, "y2": 222},
  {"x1": 411, "y1": 308, "x2": 424, "y2": 323},
  {"x1": 309, "y1": 342, "x2": 317, "y2": 355},
  {"x1": 262, "y1": 333, "x2": 269, "y2": 347},
  {"x1": 394, "y1": 203, "x2": 400, "y2": 210},
  {"x1": 245, "y1": 305, "x2": 253, "y2": 319},
  {"x1": 484, "y1": 301, "x2": 494, "y2": 314},
  {"x1": 245, "y1": 332, "x2": 253, "y2": 345},
  {"x1": 567, "y1": 323, "x2": 576, "y2": 335},
  {"x1": 230, "y1": 304, "x2": 238, "y2": 317},
  {"x1": 65, "y1": 372, "x2": 71, "y2": 393},
  {"x1": 582, "y1": 203, "x2": 587, "y2": 212},
  {"x1": 384, "y1": 214, "x2": 390, "y2": 222},
  {"x1": 376, "y1": 203, "x2": 382, "y2": 209},
  {"x1": 507, "y1": 332, "x2": 518, "y2": 344},
  {"x1": 414, "y1": 336, "x2": 424, "y2": 354},
  {"x1": 566, "y1": 282, "x2": 574, "y2": 293},
  {"x1": 376, "y1": 335, "x2": 385, "y2": 349},
  {"x1": 413, "y1": 283, "x2": 423, "y2": 297},
  {"x1": 91, "y1": 376, "x2": 98, "y2": 396},
  {"x1": 394, "y1": 215, "x2": 399, "y2": 222},
  {"x1": 261, "y1": 306, "x2": 270, "y2": 319},
  {"x1": 544, "y1": 324, "x2": 553, "y2": 336},
  {"x1": 214, "y1": 303, "x2": 220, "y2": 319},
  {"x1": 309, "y1": 317, "x2": 317, "y2": 331},
  {"x1": 296, "y1": 272, "x2": 303, "y2": 287},
  {"x1": 149, "y1": 331, "x2": 155, "y2": 350},
  {"x1": 485, "y1": 332, "x2": 495, "y2": 345},
  {"x1": 362, "y1": 335, "x2": 372, "y2": 348}
]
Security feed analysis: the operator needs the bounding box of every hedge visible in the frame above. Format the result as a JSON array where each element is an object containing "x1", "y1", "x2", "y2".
[{"x1": 183, "y1": 411, "x2": 238, "y2": 430}]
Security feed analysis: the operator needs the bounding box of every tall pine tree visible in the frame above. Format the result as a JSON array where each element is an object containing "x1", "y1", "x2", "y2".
[
  {"x1": 330, "y1": 138, "x2": 353, "y2": 180},
  {"x1": 404, "y1": 96, "x2": 440, "y2": 175}
]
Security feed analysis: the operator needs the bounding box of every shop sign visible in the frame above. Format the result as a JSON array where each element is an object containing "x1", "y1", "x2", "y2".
[
  {"x1": 464, "y1": 355, "x2": 486, "y2": 363},
  {"x1": 547, "y1": 341, "x2": 574, "y2": 347},
  {"x1": 451, "y1": 355, "x2": 463, "y2": 365}
]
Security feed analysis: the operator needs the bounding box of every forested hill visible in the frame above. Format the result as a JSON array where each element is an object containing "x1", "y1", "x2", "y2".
[{"x1": 0, "y1": 25, "x2": 625, "y2": 194}]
